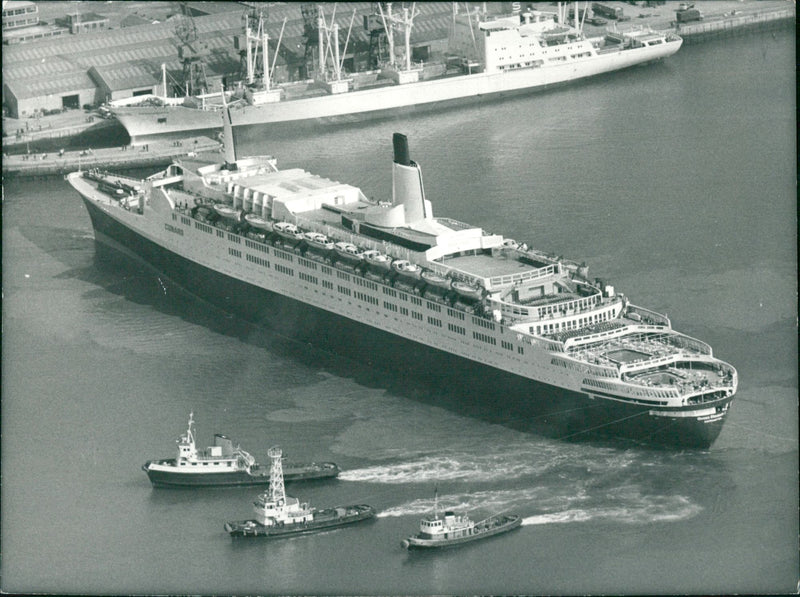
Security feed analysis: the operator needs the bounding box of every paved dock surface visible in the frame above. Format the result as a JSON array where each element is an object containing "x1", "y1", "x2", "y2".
[{"x1": 3, "y1": 136, "x2": 221, "y2": 178}]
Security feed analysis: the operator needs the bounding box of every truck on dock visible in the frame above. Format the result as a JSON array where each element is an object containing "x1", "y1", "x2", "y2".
[
  {"x1": 676, "y1": 4, "x2": 703, "y2": 23},
  {"x1": 592, "y1": 3, "x2": 624, "y2": 20}
]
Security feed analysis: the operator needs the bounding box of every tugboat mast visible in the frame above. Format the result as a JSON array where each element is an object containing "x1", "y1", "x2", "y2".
[{"x1": 267, "y1": 446, "x2": 286, "y2": 504}]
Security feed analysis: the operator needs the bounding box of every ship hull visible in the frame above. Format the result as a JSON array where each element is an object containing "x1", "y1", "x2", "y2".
[
  {"x1": 80, "y1": 197, "x2": 729, "y2": 449},
  {"x1": 224, "y1": 505, "x2": 376, "y2": 538},
  {"x1": 141, "y1": 461, "x2": 339, "y2": 488},
  {"x1": 112, "y1": 40, "x2": 681, "y2": 144},
  {"x1": 402, "y1": 515, "x2": 522, "y2": 549}
]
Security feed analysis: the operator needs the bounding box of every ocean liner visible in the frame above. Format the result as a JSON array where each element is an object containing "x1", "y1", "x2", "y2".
[
  {"x1": 68, "y1": 99, "x2": 737, "y2": 448},
  {"x1": 110, "y1": 3, "x2": 683, "y2": 144}
]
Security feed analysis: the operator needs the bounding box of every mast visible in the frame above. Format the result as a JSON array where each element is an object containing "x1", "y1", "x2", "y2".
[
  {"x1": 185, "y1": 411, "x2": 195, "y2": 446},
  {"x1": 267, "y1": 446, "x2": 286, "y2": 504},
  {"x1": 378, "y1": 2, "x2": 417, "y2": 71},
  {"x1": 219, "y1": 84, "x2": 236, "y2": 165},
  {"x1": 317, "y1": 7, "x2": 325, "y2": 78}
]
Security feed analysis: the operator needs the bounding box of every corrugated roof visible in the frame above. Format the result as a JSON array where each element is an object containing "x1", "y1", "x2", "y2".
[
  {"x1": 6, "y1": 70, "x2": 95, "y2": 99},
  {"x1": 91, "y1": 64, "x2": 159, "y2": 91},
  {"x1": 2, "y1": 3, "x2": 456, "y2": 99}
]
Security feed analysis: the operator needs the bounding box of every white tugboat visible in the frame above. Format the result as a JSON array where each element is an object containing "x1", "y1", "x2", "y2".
[
  {"x1": 401, "y1": 490, "x2": 521, "y2": 550},
  {"x1": 142, "y1": 413, "x2": 339, "y2": 487},
  {"x1": 224, "y1": 446, "x2": 375, "y2": 538}
]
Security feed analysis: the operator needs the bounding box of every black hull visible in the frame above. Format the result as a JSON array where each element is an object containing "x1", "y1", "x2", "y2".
[
  {"x1": 403, "y1": 515, "x2": 522, "y2": 550},
  {"x1": 224, "y1": 505, "x2": 376, "y2": 538},
  {"x1": 81, "y1": 198, "x2": 730, "y2": 449}
]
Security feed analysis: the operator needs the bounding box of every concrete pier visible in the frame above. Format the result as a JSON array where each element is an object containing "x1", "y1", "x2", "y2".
[
  {"x1": 3, "y1": 136, "x2": 220, "y2": 179},
  {"x1": 675, "y1": 6, "x2": 795, "y2": 44}
]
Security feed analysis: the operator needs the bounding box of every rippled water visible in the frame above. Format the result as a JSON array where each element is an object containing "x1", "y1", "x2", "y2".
[{"x1": 2, "y1": 30, "x2": 796, "y2": 595}]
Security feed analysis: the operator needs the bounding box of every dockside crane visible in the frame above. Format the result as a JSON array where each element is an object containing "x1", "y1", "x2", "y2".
[
  {"x1": 173, "y1": 2, "x2": 210, "y2": 96},
  {"x1": 365, "y1": 2, "x2": 390, "y2": 70}
]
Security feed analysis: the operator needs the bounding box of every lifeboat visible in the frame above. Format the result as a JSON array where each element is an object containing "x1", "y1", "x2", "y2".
[
  {"x1": 244, "y1": 213, "x2": 273, "y2": 231},
  {"x1": 334, "y1": 242, "x2": 364, "y2": 264},
  {"x1": 421, "y1": 269, "x2": 450, "y2": 292},
  {"x1": 363, "y1": 250, "x2": 392, "y2": 272},
  {"x1": 502, "y1": 238, "x2": 519, "y2": 251},
  {"x1": 391, "y1": 260, "x2": 422, "y2": 280},
  {"x1": 451, "y1": 280, "x2": 483, "y2": 301},
  {"x1": 272, "y1": 222, "x2": 303, "y2": 245},
  {"x1": 303, "y1": 232, "x2": 335, "y2": 252},
  {"x1": 214, "y1": 204, "x2": 242, "y2": 221},
  {"x1": 422, "y1": 269, "x2": 450, "y2": 296}
]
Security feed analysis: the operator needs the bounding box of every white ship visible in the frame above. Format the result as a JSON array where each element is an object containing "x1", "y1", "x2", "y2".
[
  {"x1": 67, "y1": 100, "x2": 737, "y2": 448},
  {"x1": 141, "y1": 412, "x2": 339, "y2": 487},
  {"x1": 111, "y1": 3, "x2": 683, "y2": 144}
]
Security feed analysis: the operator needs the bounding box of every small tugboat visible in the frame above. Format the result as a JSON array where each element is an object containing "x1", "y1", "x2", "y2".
[
  {"x1": 142, "y1": 413, "x2": 339, "y2": 488},
  {"x1": 224, "y1": 446, "x2": 375, "y2": 538},
  {"x1": 401, "y1": 490, "x2": 521, "y2": 550}
]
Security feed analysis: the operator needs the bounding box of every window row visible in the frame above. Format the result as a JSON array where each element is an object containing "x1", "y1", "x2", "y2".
[{"x1": 246, "y1": 254, "x2": 270, "y2": 268}]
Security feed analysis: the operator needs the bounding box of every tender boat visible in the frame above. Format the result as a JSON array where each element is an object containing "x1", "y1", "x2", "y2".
[
  {"x1": 363, "y1": 249, "x2": 392, "y2": 272},
  {"x1": 272, "y1": 221, "x2": 304, "y2": 246},
  {"x1": 213, "y1": 204, "x2": 241, "y2": 221},
  {"x1": 303, "y1": 231, "x2": 335, "y2": 252},
  {"x1": 401, "y1": 491, "x2": 521, "y2": 550},
  {"x1": 333, "y1": 241, "x2": 364, "y2": 264},
  {"x1": 142, "y1": 413, "x2": 339, "y2": 488},
  {"x1": 392, "y1": 259, "x2": 422, "y2": 280},
  {"x1": 224, "y1": 447, "x2": 375, "y2": 538},
  {"x1": 244, "y1": 213, "x2": 273, "y2": 231},
  {"x1": 451, "y1": 280, "x2": 483, "y2": 301}
]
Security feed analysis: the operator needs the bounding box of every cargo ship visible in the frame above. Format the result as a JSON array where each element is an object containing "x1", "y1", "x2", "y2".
[
  {"x1": 224, "y1": 447, "x2": 375, "y2": 538},
  {"x1": 67, "y1": 98, "x2": 737, "y2": 448},
  {"x1": 402, "y1": 490, "x2": 521, "y2": 549},
  {"x1": 110, "y1": 4, "x2": 683, "y2": 144},
  {"x1": 142, "y1": 412, "x2": 339, "y2": 487}
]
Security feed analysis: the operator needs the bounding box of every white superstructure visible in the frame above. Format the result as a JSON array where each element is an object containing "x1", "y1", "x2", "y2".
[{"x1": 111, "y1": 5, "x2": 683, "y2": 143}]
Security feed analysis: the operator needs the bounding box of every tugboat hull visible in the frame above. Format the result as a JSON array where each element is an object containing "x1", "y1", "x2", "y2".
[
  {"x1": 142, "y1": 460, "x2": 339, "y2": 488},
  {"x1": 402, "y1": 514, "x2": 522, "y2": 549},
  {"x1": 225, "y1": 504, "x2": 376, "y2": 537}
]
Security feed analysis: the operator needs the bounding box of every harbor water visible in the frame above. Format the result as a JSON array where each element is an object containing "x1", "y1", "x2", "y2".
[{"x1": 2, "y1": 30, "x2": 796, "y2": 595}]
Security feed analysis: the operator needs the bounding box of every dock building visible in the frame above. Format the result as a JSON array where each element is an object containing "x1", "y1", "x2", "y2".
[{"x1": 2, "y1": 1, "x2": 454, "y2": 120}]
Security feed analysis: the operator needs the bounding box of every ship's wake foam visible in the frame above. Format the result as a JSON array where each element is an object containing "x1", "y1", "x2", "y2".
[
  {"x1": 378, "y1": 486, "x2": 701, "y2": 526},
  {"x1": 521, "y1": 495, "x2": 701, "y2": 526},
  {"x1": 338, "y1": 449, "x2": 564, "y2": 484}
]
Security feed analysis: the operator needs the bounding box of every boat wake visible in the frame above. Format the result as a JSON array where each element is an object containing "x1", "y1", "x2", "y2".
[
  {"x1": 378, "y1": 488, "x2": 546, "y2": 518},
  {"x1": 521, "y1": 494, "x2": 701, "y2": 525},
  {"x1": 377, "y1": 485, "x2": 701, "y2": 526},
  {"x1": 338, "y1": 450, "x2": 558, "y2": 484}
]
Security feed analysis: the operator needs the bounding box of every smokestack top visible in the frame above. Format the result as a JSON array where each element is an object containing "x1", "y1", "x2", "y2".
[{"x1": 393, "y1": 133, "x2": 410, "y2": 166}]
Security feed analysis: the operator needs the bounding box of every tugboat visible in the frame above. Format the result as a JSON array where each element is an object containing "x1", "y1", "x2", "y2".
[
  {"x1": 224, "y1": 446, "x2": 375, "y2": 538},
  {"x1": 142, "y1": 413, "x2": 339, "y2": 488},
  {"x1": 401, "y1": 490, "x2": 521, "y2": 550}
]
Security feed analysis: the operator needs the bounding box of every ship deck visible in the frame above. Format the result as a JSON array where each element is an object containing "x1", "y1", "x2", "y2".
[{"x1": 437, "y1": 252, "x2": 542, "y2": 278}]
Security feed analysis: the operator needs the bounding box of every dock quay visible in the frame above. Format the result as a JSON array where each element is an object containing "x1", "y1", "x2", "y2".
[
  {"x1": 674, "y1": 5, "x2": 795, "y2": 44},
  {"x1": 3, "y1": 136, "x2": 221, "y2": 179}
]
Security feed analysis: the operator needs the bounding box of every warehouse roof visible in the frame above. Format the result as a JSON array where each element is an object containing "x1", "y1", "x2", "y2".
[
  {"x1": 2, "y1": 2, "x2": 455, "y2": 103},
  {"x1": 89, "y1": 64, "x2": 159, "y2": 92},
  {"x1": 5, "y1": 70, "x2": 95, "y2": 100}
]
